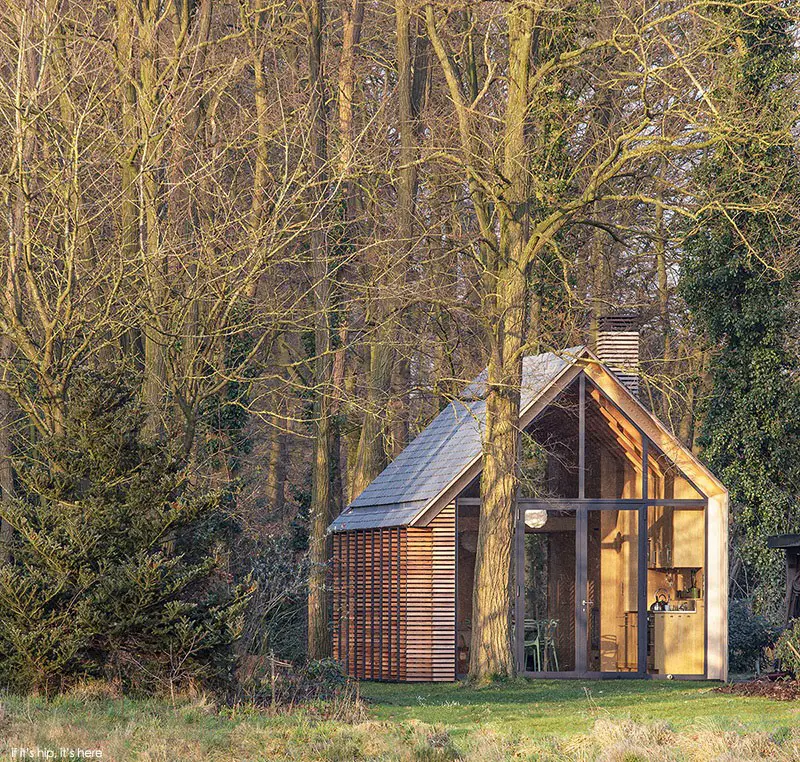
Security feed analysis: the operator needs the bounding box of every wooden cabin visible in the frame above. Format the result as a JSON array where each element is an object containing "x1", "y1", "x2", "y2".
[{"x1": 329, "y1": 324, "x2": 728, "y2": 682}]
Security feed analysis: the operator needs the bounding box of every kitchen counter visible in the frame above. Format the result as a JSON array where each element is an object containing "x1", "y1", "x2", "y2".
[
  {"x1": 650, "y1": 607, "x2": 699, "y2": 614},
  {"x1": 652, "y1": 599, "x2": 704, "y2": 675}
]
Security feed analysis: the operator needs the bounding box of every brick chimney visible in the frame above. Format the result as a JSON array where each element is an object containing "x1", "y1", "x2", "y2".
[{"x1": 595, "y1": 312, "x2": 640, "y2": 397}]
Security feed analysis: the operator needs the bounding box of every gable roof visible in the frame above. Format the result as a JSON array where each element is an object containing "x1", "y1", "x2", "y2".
[
  {"x1": 329, "y1": 347, "x2": 586, "y2": 532},
  {"x1": 329, "y1": 346, "x2": 728, "y2": 534}
]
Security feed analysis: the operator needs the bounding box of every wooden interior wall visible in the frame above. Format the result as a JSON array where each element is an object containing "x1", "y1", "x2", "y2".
[{"x1": 331, "y1": 506, "x2": 455, "y2": 682}]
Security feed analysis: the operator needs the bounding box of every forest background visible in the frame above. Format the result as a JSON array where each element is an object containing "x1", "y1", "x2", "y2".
[{"x1": 0, "y1": 0, "x2": 797, "y2": 692}]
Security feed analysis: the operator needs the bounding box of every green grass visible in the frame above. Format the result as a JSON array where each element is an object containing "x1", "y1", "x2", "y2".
[
  {"x1": 1, "y1": 680, "x2": 799, "y2": 761},
  {"x1": 362, "y1": 678, "x2": 800, "y2": 736}
]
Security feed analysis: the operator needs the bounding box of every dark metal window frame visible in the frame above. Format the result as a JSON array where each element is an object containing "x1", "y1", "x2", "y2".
[{"x1": 461, "y1": 370, "x2": 710, "y2": 680}]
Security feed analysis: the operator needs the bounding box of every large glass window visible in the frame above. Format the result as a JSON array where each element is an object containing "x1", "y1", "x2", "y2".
[
  {"x1": 584, "y1": 382, "x2": 643, "y2": 499},
  {"x1": 523, "y1": 509, "x2": 576, "y2": 671},
  {"x1": 498, "y1": 371, "x2": 710, "y2": 678},
  {"x1": 646, "y1": 505, "x2": 706, "y2": 676},
  {"x1": 587, "y1": 508, "x2": 639, "y2": 672}
]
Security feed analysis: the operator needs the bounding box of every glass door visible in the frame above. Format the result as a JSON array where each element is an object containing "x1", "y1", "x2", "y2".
[
  {"x1": 517, "y1": 503, "x2": 642, "y2": 676},
  {"x1": 585, "y1": 507, "x2": 640, "y2": 673},
  {"x1": 519, "y1": 508, "x2": 576, "y2": 673}
]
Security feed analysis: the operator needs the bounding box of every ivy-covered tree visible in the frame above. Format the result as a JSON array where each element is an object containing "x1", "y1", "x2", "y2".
[
  {"x1": 681, "y1": 6, "x2": 800, "y2": 614},
  {"x1": 0, "y1": 370, "x2": 250, "y2": 693}
]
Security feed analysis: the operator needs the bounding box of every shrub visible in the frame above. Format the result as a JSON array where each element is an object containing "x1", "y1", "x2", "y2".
[
  {"x1": 235, "y1": 655, "x2": 365, "y2": 720},
  {"x1": 237, "y1": 535, "x2": 307, "y2": 662},
  {"x1": 728, "y1": 598, "x2": 778, "y2": 673},
  {"x1": 0, "y1": 370, "x2": 251, "y2": 694},
  {"x1": 303, "y1": 658, "x2": 349, "y2": 693},
  {"x1": 774, "y1": 619, "x2": 800, "y2": 676}
]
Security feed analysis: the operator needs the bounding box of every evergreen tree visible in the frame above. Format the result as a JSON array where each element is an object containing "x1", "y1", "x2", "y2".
[
  {"x1": 681, "y1": 7, "x2": 800, "y2": 614},
  {"x1": 0, "y1": 370, "x2": 250, "y2": 693}
]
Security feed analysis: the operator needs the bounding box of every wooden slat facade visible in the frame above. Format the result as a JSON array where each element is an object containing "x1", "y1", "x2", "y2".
[{"x1": 331, "y1": 504, "x2": 456, "y2": 681}]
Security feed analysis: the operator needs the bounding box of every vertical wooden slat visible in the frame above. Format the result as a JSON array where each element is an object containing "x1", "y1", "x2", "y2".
[
  {"x1": 360, "y1": 530, "x2": 366, "y2": 679},
  {"x1": 371, "y1": 530, "x2": 377, "y2": 678},
  {"x1": 379, "y1": 528, "x2": 385, "y2": 680},
  {"x1": 386, "y1": 527, "x2": 391, "y2": 679},
  {"x1": 332, "y1": 534, "x2": 339, "y2": 662},
  {"x1": 331, "y1": 512, "x2": 454, "y2": 683},
  {"x1": 362, "y1": 530, "x2": 368, "y2": 679},
  {"x1": 367, "y1": 530, "x2": 374, "y2": 678},
  {"x1": 400, "y1": 528, "x2": 406, "y2": 680},
  {"x1": 338, "y1": 533, "x2": 345, "y2": 665},
  {"x1": 353, "y1": 531, "x2": 360, "y2": 677},
  {"x1": 346, "y1": 531, "x2": 352, "y2": 675}
]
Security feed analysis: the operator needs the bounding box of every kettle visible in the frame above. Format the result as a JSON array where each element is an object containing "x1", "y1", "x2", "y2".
[{"x1": 650, "y1": 590, "x2": 669, "y2": 612}]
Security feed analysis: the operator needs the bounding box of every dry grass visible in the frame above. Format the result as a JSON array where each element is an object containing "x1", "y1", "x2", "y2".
[{"x1": 0, "y1": 686, "x2": 798, "y2": 761}]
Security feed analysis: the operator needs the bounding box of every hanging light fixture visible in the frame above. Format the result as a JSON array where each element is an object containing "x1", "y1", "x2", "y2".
[{"x1": 524, "y1": 509, "x2": 548, "y2": 529}]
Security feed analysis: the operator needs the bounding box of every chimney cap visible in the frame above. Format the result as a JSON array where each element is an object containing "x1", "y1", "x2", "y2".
[{"x1": 597, "y1": 310, "x2": 640, "y2": 333}]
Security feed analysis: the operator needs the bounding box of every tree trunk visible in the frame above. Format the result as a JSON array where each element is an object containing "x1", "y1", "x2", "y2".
[
  {"x1": 337, "y1": 0, "x2": 365, "y2": 189},
  {"x1": 351, "y1": 0, "x2": 426, "y2": 491},
  {"x1": 468, "y1": 1, "x2": 532, "y2": 682},
  {"x1": 389, "y1": 357, "x2": 410, "y2": 456},
  {"x1": 387, "y1": 0, "x2": 427, "y2": 455},
  {"x1": 332, "y1": 0, "x2": 363, "y2": 509},
  {"x1": 306, "y1": 0, "x2": 334, "y2": 660},
  {"x1": 589, "y1": 202, "x2": 613, "y2": 342},
  {"x1": 469, "y1": 265, "x2": 526, "y2": 680},
  {"x1": 116, "y1": 0, "x2": 139, "y2": 293},
  {"x1": 266, "y1": 416, "x2": 287, "y2": 517},
  {"x1": 350, "y1": 340, "x2": 391, "y2": 500},
  {"x1": 396, "y1": 0, "x2": 418, "y2": 253},
  {"x1": 654, "y1": 168, "x2": 671, "y2": 419},
  {"x1": 0, "y1": 340, "x2": 14, "y2": 562},
  {"x1": 138, "y1": 0, "x2": 167, "y2": 434}
]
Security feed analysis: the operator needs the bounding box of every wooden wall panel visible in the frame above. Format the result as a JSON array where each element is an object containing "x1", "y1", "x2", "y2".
[
  {"x1": 330, "y1": 506, "x2": 456, "y2": 682},
  {"x1": 406, "y1": 524, "x2": 433, "y2": 680},
  {"x1": 429, "y1": 504, "x2": 457, "y2": 680},
  {"x1": 331, "y1": 526, "x2": 408, "y2": 681}
]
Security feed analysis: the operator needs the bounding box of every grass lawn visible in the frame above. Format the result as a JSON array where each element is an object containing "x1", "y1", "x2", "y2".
[
  {"x1": 361, "y1": 679, "x2": 800, "y2": 736},
  {"x1": 0, "y1": 680, "x2": 799, "y2": 761}
]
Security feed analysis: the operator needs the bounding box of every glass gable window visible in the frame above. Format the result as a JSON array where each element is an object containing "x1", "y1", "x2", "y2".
[
  {"x1": 648, "y1": 444, "x2": 703, "y2": 501},
  {"x1": 521, "y1": 380, "x2": 580, "y2": 499},
  {"x1": 584, "y1": 381, "x2": 643, "y2": 499}
]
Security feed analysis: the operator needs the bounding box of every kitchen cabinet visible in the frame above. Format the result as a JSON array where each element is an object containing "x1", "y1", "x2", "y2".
[
  {"x1": 648, "y1": 506, "x2": 704, "y2": 570},
  {"x1": 671, "y1": 509, "x2": 704, "y2": 568},
  {"x1": 652, "y1": 600, "x2": 705, "y2": 675}
]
